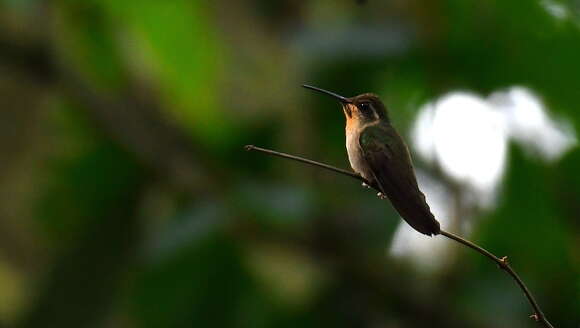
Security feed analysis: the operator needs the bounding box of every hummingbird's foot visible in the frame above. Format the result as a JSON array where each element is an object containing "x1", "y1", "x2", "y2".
[
  {"x1": 377, "y1": 192, "x2": 387, "y2": 200},
  {"x1": 361, "y1": 182, "x2": 370, "y2": 189}
]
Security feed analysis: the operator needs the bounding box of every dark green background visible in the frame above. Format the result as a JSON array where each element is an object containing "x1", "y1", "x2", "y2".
[{"x1": 0, "y1": 1, "x2": 578, "y2": 327}]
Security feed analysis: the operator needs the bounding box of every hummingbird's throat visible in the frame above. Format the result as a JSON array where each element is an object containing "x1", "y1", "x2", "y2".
[{"x1": 342, "y1": 105, "x2": 352, "y2": 118}]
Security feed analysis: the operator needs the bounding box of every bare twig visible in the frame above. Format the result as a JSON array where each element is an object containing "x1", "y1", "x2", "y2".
[
  {"x1": 245, "y1": 144, "x2": 555, "y2": 328},
  {"x1": 244, "y1": 145, "x2": 366, "y2": 183}
]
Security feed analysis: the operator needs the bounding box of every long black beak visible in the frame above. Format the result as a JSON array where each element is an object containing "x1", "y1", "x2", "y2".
[{"x1": 302, "y1": 84, "x2": 351, "y2": 104}]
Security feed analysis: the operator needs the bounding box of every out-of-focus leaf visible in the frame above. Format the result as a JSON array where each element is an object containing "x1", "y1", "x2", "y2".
[
  {"x1": 36, "y1": 99, "x2": 142, "y2": 248},
  {"x1": 53, "y1": 1, "x2": 127, "y2": 90},
  {"x1": 99, "y1": 0, "x2": 231, "y2": 145}
]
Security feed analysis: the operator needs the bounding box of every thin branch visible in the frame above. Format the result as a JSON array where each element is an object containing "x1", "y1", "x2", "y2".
[
  {"x1": 245, "y1": 144, "x2": 555, "y2": 328},
  {"x1": 245, "y1": 145, "x2": 369, "y2": 183}
]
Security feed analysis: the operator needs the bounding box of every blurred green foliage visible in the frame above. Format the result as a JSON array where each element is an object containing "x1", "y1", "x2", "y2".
[{"x1": 0, "y1": 0, "x2": 579, "y2": 327}]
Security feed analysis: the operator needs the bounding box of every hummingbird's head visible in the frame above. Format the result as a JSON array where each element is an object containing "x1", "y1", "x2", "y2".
[
  {"x1": 347, "y1": 93, "x2": 389, "y2": 124},
  {"x1": 302, "y1": 85, "x2": 389, "y2": 125}
]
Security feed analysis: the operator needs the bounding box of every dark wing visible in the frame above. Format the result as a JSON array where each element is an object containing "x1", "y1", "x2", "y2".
[{"x1": 359, "y1": 124, "x2": 440, "y2": 235}]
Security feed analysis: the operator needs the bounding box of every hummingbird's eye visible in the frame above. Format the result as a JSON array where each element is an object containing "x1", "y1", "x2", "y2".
[{"x1": 358, "y1": 102, "x2": 372, "y2": 113}]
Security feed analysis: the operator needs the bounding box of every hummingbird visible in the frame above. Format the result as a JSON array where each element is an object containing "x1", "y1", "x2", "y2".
[{"x1": 303, "y1": 85, "x2": 440, "y2": 236}]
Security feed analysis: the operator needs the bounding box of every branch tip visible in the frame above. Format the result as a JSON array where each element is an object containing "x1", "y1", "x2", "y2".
[{"x1": 244, "y1": 145, "x2": 255, "y2": 151}]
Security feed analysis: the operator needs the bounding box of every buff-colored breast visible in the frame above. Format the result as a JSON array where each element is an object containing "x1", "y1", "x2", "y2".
[{"x1": 345, "y1": 127, "x2": 374, "y2": 182}]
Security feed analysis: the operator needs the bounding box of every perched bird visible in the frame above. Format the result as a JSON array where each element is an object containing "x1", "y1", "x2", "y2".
[{"x1": 303, "y1": 85, "x2": 440, "y2": 236}]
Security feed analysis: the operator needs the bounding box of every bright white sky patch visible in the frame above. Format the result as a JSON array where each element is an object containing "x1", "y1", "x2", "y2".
[
  {"x1": 541, "y1": 0, "x2": 570, "y2": 20},
  {"x1": 490, "y1": 87, "x2": 577, "y2": 162},
  {"x1": 411, "y1": 87, "x2": 576, "y2": 205},
  {"x1": 432, "y1": 93, "x2": 507, "y2": 200},
  {"x1": 411, "y1": 104, "x2": 436, "y2": 163},
  {"x1": 392, "y1": 86, "x2": 577, "y2": 269},
  {"x1": 412, "y1": 92, "x2": 508, "y2": 207}
]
